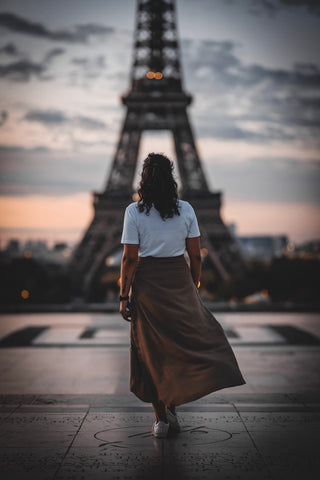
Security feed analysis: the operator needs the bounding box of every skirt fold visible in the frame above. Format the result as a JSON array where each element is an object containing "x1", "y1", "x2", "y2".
[{"x1": 130, "y1": 255, "x2": 246, "y2": 406}]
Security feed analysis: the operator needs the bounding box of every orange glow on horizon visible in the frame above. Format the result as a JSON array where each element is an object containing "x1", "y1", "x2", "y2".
[
  {"x1": 221, "y1": 199, "x2": 320, "y2": 241},
  {"x1": 0, "y1": 194, "x2": 319, "y2": 246},
  {"x1": 0, "y1": 193, "x2": 92, "y2": 230}
]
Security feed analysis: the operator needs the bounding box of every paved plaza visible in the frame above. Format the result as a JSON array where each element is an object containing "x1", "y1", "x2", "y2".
[{"x1": 0, "y1": 311, "x2": 320, "y2": 479}]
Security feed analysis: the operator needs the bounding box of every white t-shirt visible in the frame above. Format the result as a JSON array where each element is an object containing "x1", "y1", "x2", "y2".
[{"x1": 121, "y1": 199, "x2": 200, "y2": 257}]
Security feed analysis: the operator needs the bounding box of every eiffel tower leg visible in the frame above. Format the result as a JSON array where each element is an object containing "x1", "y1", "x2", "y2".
[
  {"x1": 106, "y1": 110, "x2": 141, "y2": 193},
  {"x1": 173, "y1": 110, "x2": 209, "y2": 195},
  {"x1": 172, "y1": 111, "x2": 247, "y2": 282},
  {"x1": 67, "y1": 203, "x2": 124, "y2": 300},
  {"x1": 192, "y1": 196, "x2": 249, "y2": 283},
  {"x1": 68, "y1": 113, "x2": 142, "y2": 300}
]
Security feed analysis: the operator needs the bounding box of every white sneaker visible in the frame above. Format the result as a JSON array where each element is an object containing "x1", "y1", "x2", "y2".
[
  {"x1": 166, "y1": 408, "x2": 181, "y2": 432},
  {"x1": 152, "y1": 420, "x2": 169, "y2": 438}
]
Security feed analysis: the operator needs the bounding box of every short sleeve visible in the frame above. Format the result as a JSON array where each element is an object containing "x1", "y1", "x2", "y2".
[
  {"x1": 121, "y1": 205, "x2": 139, "y2": 244},
  {"x1": 187, "y1": 204, "x2": 201, "y2": 238}
]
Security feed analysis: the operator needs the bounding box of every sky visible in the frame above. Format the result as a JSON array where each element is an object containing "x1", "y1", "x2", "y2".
[{"x1": 0, "y1": 0, "x2": 319, "y2": 248}]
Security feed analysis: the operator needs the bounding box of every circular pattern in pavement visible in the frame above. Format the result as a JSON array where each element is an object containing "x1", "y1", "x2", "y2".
[{"x1": 94, "y1": 424, "x2": 232, "y2": 447}]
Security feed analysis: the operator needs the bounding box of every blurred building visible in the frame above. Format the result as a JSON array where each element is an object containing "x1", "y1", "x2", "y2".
[
  {"x1": 289, "y1": 239, "x2": 320, "y2": 260},
  {"x1": 1, "y1": 239, "x2": 72, "y2": 265},
  {"x1": 236, "y1": 235, "x2": 289, "y2": 261},
  {"x1": 4, "y1": 239, "x2": 21, "y2": 257},
  {"x1": 226, "y1": 224, "x2": 289, "y2": 261}
]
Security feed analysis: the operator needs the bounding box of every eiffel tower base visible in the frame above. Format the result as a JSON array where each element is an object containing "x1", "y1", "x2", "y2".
[{"x1": 68, "y1": 190, "x2": 248, "y2": 301}]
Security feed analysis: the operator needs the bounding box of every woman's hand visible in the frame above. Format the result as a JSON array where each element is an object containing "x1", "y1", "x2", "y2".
[{"x1": 120, "y1": 299, "x2": 132, "y2": 322}]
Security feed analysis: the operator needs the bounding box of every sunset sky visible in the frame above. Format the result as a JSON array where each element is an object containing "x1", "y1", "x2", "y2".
[{"x1": 0, "y1": 0, "x2": 319, "y2": 248}]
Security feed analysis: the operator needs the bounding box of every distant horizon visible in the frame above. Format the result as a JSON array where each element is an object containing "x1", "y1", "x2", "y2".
[{"x1": 1, "y1": 204, "x2": 318, "y2": 250}]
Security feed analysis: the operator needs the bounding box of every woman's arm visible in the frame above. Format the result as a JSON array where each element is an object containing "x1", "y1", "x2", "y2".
[
  {"x1": 186, "y1": 236, "x2": 201, "y2": 287},
  {"x1": 119, "y1": 243, "x2": 139, "y2": 321}
]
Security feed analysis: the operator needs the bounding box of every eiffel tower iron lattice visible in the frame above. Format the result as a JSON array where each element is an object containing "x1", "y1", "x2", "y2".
[{"x1": 67, "y1": 0, "x2": 248, "y2": 300}]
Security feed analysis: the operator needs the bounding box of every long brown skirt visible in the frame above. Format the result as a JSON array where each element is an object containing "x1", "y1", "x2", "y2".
[{"x1": 129, "y1": 255, "x2": 246, "y2": 406}]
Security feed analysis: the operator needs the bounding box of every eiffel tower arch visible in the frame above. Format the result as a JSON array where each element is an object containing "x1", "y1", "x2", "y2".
[{"x1": 67, "y1": 0, "x2": 248, "y2": 300}]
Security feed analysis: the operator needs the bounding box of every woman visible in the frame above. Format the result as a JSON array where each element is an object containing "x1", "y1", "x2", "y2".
[{"x1": 119, "y1": 152, "x2": 246, "y2": 438}]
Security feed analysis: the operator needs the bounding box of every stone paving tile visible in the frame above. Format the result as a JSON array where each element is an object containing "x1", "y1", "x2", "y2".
[
  {"x1": 55, "y1": 411, "x2": 271, "y2": 480},
  {"x1": 289, "y1": 392, "x2": 320, "y2": 403},
  {"x1": 55, "y1": 445, "x2": 273, "y2": 480},
  {"x1": 0, "y1": 405, "x2": 20, "y2": 416},
  {"x1": 237, "y1": 410, "x2": 320, "y2": 479},
  {"x1": 55, "y1": 446, "x2": 164, "y2": 480},
  {"x1": 0, "y1": 412, "x2": 86, "y2": 450},
  {"x1": 1, "y1": 447, "x2": 64, "y2": 480},
  {"x1": 16, "y1": 406, "x2": 90, "y2": 413},
  {"x1": 264, "y1": 454, "x2": 319, "y2": 480},
  {"x1": 0, "y1": 394, "x2": 39, "y2": 405},
  {"x1": 238, "y1": 411, "x2": 320, "y2": 431},
  {"x1": 0, "y1": 311, "x2": 319, "y2": 479},
  {"x1": 235, "y1": 404, "x2": 314, "y2": 412},
  {"x1": 248, "y1": 431, "x2": 320, "y2": 480},
  {"x1": 162, "y1": 447, "x2": 272, "y2": 480},
  {"x1": 0, "y1": 392, "x2": 305, "y2": 406},
  {"x1": 91, "y1": 404, "x2": 238, "y2": 413},
  {"x1": 0, "y1": 412, "x2": 86, "y2": 431},
  {"x1": 73, "y1": 411, "x2": 247, "y2": 447},
  {"x1": 190, "y1": 392, "x2": 296, "y2": 405},
  {"x1": 0, "y1": 405, "x2": 319, "y2": 479}
]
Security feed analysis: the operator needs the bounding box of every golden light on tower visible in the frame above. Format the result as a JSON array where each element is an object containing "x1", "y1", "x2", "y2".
[{"x1": 146, "y1": 71, "x2": 163, "y2": 79}]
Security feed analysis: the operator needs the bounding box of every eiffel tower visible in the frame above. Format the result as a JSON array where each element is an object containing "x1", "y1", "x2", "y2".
[{"x1": 68, "y1": 0, "x2": 248, "y2": 300}]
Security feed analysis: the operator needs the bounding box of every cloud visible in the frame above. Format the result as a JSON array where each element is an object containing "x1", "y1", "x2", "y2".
[
  {"x1": 24, "y1": 109, "x2": 68, "y2": 125},
  {"x1": 0, "y1": 46, "x2": 66, "y2": 82},
  {"x1": 184, "y1": 39, "x2": 320, "y2": 89},
  {"x1": 0, "y1": 146, "x2": 109, "y2": 196},
  {"x1": 0, "y1": 42, "x2": 19, "y2": 56},
  {"x1": 0, "y1": 144, "x2": 50, "y2": 153},
  {"x1": 182, "y1": 39, "x2": 320, "y2": 144},
  {"x1": 0, "y1": 12, "x2": 114, "y2": 43},
  {"x1": 74, "y1": 116, "x2": 106, "y2": 130},
  {"x1": 206, "y1": 155, "x2": 320, "y2": 203},
  {"x1": 71, "y1": 55, "x2": 106, "y2": 69},
  {"x1": 196, "y1": 120, "x2": 295, "y2": 142},
  {"x1": 0, "y1": 59, "x2": 46, "y2": 80},
  {"x1": 69, "y1": 55, "x2": 107, "y2": 82},
  {"x1": 240, "y1": 62, "x2": 320, "y2": 88},
  {"x1": 0, "y1": 110, "x2": 8, "y2": 126},
  {"x1": 0, "y1": 142, "x2": 319, "y2": 207},
  {"x1": 43, "y1": 47, "x2": 65, "y2": 63},
  {"x1": 23, "y1": 109, "x2": 106, "y2": 129},
  {"x1": 245, "y1": 0, "x2": 320, "y2": 17}
]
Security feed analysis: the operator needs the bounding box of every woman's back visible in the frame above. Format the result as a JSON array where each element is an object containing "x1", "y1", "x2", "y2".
[
  {"x1": 119, "y1": 152, "x2": 246, "y2": 422},
  {"x1": 121, "y1": 199, "x2": 200, "y2": 257}
]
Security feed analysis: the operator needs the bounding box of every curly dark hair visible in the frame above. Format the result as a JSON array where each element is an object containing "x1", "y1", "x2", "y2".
[{"x1": 137, "y1": 152, "x2": 180, "y2": 220}]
